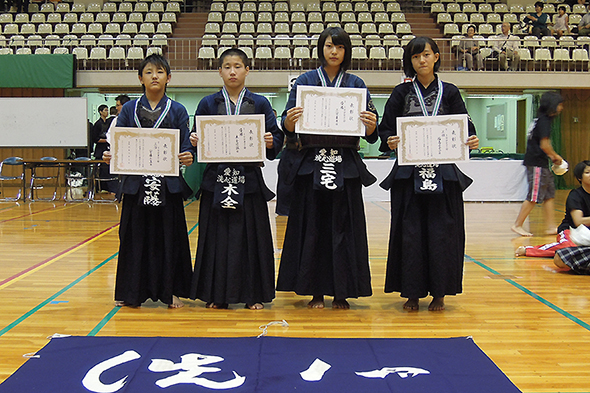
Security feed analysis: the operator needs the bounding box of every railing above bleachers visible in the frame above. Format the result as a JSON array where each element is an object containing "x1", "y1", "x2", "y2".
[{"x1": 3, "y1": 36, "x2": 587, "y2": 73}]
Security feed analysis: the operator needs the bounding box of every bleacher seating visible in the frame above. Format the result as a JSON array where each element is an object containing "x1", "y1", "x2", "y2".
[{"x1": 1, "y1": 0, "x2": 589, "y2": 73}]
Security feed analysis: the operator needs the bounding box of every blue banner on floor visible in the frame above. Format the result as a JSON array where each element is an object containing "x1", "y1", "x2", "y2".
[{"x1": 0, "y1": 336, "x2": 521, "y2": 393}]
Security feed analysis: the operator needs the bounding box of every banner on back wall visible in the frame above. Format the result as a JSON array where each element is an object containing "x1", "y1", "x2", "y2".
[
  {"x1": 0, "y1": 336, "x2": 522, "y2": 393},
  {"x1": 0, "y1": 54, "x2": 74, "y2": 88}
]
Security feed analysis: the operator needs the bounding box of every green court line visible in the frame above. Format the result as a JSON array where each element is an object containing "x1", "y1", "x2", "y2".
[
  {"x1": 368, "y1": 201, "x2": 590, "y2": 331},
  {"x1": 1, "y1": 201, "x2": 200, "y2": 340},
  {"x1": 86, "y1": 221, "x2": 200, "y2": 336},
  {"x1": 465, "y1": 255, "x2": 590, "y2": 332},
  {"x1": 0, "y1": 253, "x2": 118, "y2": 337},
  {"x1": 87, "y1": 306, "x2": 121, "y2": 337}
]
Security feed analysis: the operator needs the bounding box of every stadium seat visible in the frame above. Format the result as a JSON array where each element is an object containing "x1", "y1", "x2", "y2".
[
  {"x1": 139, "y1": 23, "x2": 155, "y2": 34},
  {"x1": 98, "y1": 34, "x2": 115, "y2": 46},
  {"x1": 61, "y1": 13, "x2": 77, "y2": 24},
  {"x1": 31, "y1": 13, "x2": 46, "y2": 24},
  {"x1": 78, "y1": 13, "x2": 94, "y2": 24},
  {"x1": 108, "y1": 46, "x2": 126, "y2": 59},
  {"x1": 34, "y1": 47, "x2": 51, "y2": 54},
  {"x1": 391, "y1": 13, "x2": 406, "y2": 23},
  {"x1": 351, "y1": 46, "x2": 367, "y2": 59},
  {"x1": 156, "y1": 23, "x2": 172, "y2": 35},
  {"x1": 72, "y1": 47, "x2": 88, "y2": 59},
  {"x1": 127, "y1": 46, "x2": 144, "y2": 59},
  {"x1": 44, "y1": 34, "x2": 60, "y2": 46}
]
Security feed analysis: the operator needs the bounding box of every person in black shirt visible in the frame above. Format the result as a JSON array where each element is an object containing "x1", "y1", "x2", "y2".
[
  {"x1": 554, "y1": 161, "x2": 590, "y2": 273},
  {"x1": 512, "y1": 92, "x2": 564, "y2": 237},
  {"x1": 517, "y1": 161, "x2": 590, "y2": 257}
]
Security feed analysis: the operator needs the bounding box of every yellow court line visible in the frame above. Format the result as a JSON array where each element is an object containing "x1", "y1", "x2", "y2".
[{"x1": 0, "y1": 223, "x2": 119, "y2": 290}]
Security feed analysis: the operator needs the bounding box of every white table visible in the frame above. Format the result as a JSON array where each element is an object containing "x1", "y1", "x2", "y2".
[{"x1": 262, "y1": 158, "x2": 527, "y2": 202}]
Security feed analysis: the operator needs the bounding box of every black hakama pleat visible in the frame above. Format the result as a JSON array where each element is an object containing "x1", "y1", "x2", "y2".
[
  {"x1": 190, "y1": 190, "x2": 276, "y2": 305},
  {"x1": 275, "y1": 149, "x2": 301, "y2": 216},
  {"x1": 115, "y1": 192, "x2": 193, "y2": 306},
  {"x1": 384, "y1": 178, "x2": 465, "y2": 298},
  {"x1": 276, "y1": 175, "x2": 372, "y2": 299}
]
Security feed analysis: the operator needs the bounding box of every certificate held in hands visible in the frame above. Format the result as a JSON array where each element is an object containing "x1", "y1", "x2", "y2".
[
  {"x1": 195, "y1": 114, "x2": 266, "y2": 163},
  {"x1": 295, "y1": 86, "x2": 367, "y2": 137},
  {"x1": 396, "y1": 114, "x2": 470, "y2": 166},
  {"x1": 110, "y1": 127, "x2": 180, "y2": 176}
]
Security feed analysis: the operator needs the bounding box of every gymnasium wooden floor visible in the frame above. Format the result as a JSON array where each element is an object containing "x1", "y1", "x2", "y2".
[{"x1": 1, "y1": 189, "x2": 589, "y2": 392}]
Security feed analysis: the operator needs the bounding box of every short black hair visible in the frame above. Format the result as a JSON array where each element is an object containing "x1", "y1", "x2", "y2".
[
  {"x1": 98, "y1": 104, "x2": 108, "y2": 113},
  {"x1": 573, "y1": 160, "x2": 590, "y2": 184},
  {"x1": 317, "y1": 26, "x2": 352, "y2": 71},
  {"x1": 109, "y1": 106, "x2": 117, "y2": 115},
  {"x1": 558, "y1": 5, "x2": 566, "y2": 12},
  {"x1": 534, "y1": 1, "x2": 544, "y2": 9},
  {"x1": 466, "y1": 24, "x2": 476, "y2": 33},
  {"x1": 115, "y1": 94, "x2": 130, "y2": 105},
  {"x1": 138, "y1": 54, "x2": 170, "y2": 77},
  {"x1": 138, "y1": 54, "x2": 170, "y2": 92},
  {"x1": 403, "y1": 36, "x2": 441, "y2": 78},
  {"x1": 219, "y1": 48, "x2": 251, "y2": 68},
  {"x1": 538, "y1": 91, "x2": 564, "y2": 117}
]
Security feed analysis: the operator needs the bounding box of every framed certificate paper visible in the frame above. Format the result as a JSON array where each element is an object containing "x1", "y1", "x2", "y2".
[
  {"x1": 397, "y1": 114, "x2": 470, "y2": 166},
  {"x1": 295, "y1": 85, "x2": 366, "y2": 137},
  {"x1": 110, "y1": 127, "x2": 180, "y2": 176},
  {"x1": 195, "y1": 114, "x2": 266, "y2": 163}
]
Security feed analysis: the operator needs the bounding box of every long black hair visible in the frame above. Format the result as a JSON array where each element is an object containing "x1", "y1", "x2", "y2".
[
  {"x1": 403, "y1": 36, "x2": 441, "y2": 78},
  {"x1": 317, "y1": 26, "x2": 352, "y2": 71}
]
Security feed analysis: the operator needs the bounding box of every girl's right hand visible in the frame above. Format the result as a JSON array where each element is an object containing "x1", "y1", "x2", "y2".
[
  {"x1": 284, "y1": 106, "x2": 304, "y2": 132},
  {"x1": 102, "y1": 151, "x2": 111, "y2": 164},
  {"x1": 387, "y1": 135, "x2": 400, "y2": 150}
]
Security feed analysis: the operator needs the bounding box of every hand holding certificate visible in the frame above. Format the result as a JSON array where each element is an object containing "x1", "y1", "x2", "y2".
[
  {"x1": 110, "y1": 127, "x2": 180, "y2": 176},
  {"x1": 396, "y1": 114, "x2": 470, "y2": 166},
  {"x1": 194, "y1": 114, "x2": 266, "y2": 163},
  {"x1": 295, "y1": 86, "x2": 367, "y2": 137}
]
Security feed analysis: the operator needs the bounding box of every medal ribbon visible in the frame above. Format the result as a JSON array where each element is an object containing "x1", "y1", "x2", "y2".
[
  {"x1": 317, "y1": 67, "x2": 344, "y2": 88},
  {"x1": 133, "y1": 96, "x2": 172, "y2": 129},
  {"x1": 412, "y1": 78, "x2": 443, "y2": 117},
  {"x1": 221, "y1": 86, "x2": 247, "y2": 115}
]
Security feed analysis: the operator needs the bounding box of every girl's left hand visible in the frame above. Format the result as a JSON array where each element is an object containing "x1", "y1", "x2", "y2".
[
  {"x1": 264, "y1": 132, "x2": 274, "y2": 149},
  {"x1": 360, "y1": 111, "x2": 377, "y2": 135},
  {"x1": 466, "y1": 135, "x2": 479, "y2": 150},
  {"x1": 178, "y1": 151, "x2": 194, "y2": 166}
]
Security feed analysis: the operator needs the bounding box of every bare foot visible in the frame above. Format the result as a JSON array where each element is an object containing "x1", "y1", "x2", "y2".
[
  {"x1": 168, "y1": 296, "x2": 184, "y2": 309},
  {"x1": 206, "y1": 302, "x2": 229, "y2": 309},
  {"x1": 245, "y1": 303, "x2": 264, "y2": 310},
  {"x1": 332, "y1": 299, "x2": 350, "y2": 309},
  {"x1": 511, "y1": 225, "x2": 533, "y2": 237},
  {"x1": 403, "y1": 298, "x2": 419, "y2": 311},
  {"x1": 307, "y1": 296, "x2": 325, "y2": 309},
  {"x1": 515, "y1": 246, "x2": 527, "y2": 257},
  {"x1": 428, "y1": 297, "x2": 445, "y2": 311},
  {"x1": 545, "y1": 228, "x2": 558, "y2": 236},
  {"x1": 115, "y1": 301, "x2": 138, "y2": 308}
]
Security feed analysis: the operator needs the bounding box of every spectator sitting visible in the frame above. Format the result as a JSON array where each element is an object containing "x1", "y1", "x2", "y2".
[
  {"x1": 523, "y1": 1, "x2": 551, "y2": 38},
  {"x1": 551, "y1": 6, "x2": 570, "y2": 37},
  {"x1": 490, "y1": 22, "x2": 521, "y2": 71},
  {"x1": 579, "y1": 11, "x2": 590, "y2": 36},
  {"x1": 458, "y1": 25, "x2": 483, "y2": 71}
]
